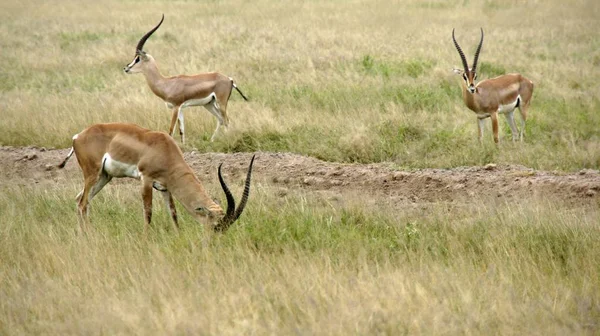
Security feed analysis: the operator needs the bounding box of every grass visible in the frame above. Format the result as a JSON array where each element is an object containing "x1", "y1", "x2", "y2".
[
  {"x1": 1, "y1": 184, "x2": 599, "y2": 334},
  {"x1": 0, "y1": 0, "x2": 599, "y2": 170},
  {"x1": 1, "y1": 0, "x2": 599, "y2": 334}
]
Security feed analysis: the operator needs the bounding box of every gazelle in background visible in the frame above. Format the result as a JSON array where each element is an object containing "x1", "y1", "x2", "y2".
[
  {"x1": 57, "y1": 123, "x2": 255, "y2": 233},
  {"x1": 452, "y1": 28, "x2": 534, "y2": 144},
  {"x1": 123, "y1": 15, "x2": 249, "y2": 143}
]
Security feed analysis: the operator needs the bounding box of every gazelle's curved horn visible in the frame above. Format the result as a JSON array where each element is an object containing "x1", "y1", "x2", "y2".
[
  {"x1": 215, "y1": 155, "x2": 256, "y2": 232},
  {"x1": 218, "y1": 162, "x2": 236, "y2": 224},
  {"x1": 136, "y1": 14, "x2": 164, "y2": 53},
  {"x1": 471, "y1": 28, "x2": 484, "y2": 73},
  {"x1": 452, "y1": 28, "x2": 469, "y2": 74},
  {"x1": 232, "y1": 155, "x2": 255, "y2": 222}
]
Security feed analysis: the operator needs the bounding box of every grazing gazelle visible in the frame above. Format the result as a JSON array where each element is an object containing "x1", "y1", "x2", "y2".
[
  {"x1": 57, "y1": 123, "x2": 255, "y2": 232},
  {"x1": 452, "y1": 28, "x2": 534, "y2": 143},
  {"x1": 123, "y1": 14, "x2": 249, "y2": 143}
]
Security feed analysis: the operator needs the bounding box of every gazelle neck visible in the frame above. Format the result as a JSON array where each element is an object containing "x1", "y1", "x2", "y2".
[
  {"x1": 141, "y1": 60, "x2": 168, "y2": 100},
  {"x1": 461, "y1": 81, "x2": 480, "y2": 112}
]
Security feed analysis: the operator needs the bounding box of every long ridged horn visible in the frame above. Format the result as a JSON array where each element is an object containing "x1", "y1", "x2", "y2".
[
  {"x1": 218, "y1": 162, "x2": 236, "y2": 225},
  {"x1": 232, "y1": 155, "x2": 255, "y2": 222},
  {"x1": 136, "y1": 14, "x2": 164, "y2": 53},
  {"x1": 471, "y1": 28, "x2": 484, "y2": 73},
  {"x1": 215, "y1": 155, "x2": 256, "y2": 232},
  {"x1": 452, "y1": 28, "x2": 469, "y2": 74}
]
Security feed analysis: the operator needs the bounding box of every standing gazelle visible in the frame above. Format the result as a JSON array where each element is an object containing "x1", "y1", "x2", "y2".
[
  {"x1": 57, "y1": 123, "x2": 255, "y2": 232},
  {"x1": 452, "y1": 28, "x2": 534, "y2": 144},
  {"x1": 123, "y1": 14, "x2": 249, "y2": 143}
]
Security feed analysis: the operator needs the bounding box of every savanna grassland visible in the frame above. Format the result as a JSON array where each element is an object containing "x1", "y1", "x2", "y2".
[{"x1": 1, "y1": 0, "x2": 599, "y2": 334}]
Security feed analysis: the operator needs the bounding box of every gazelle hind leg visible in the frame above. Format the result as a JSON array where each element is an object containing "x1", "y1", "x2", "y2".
[
  {"x1": 88, "y1": 172, "x2": 112, "y2": 202},
  {"x1": 75, "y1": 190, "x2": 84, "y2": 202},
  {"x1": 177, "y1": 106, "x2": 186, "y2": 144},
  {"x1": 517, "y1": 104, "x2": 528, "y2": 141},
  {"x1": 77, "y1": 178, "x2": 96, "y2": 228},
  {"x1": 203, "y1": 100, "x2": 225, "y2": 142},
  {"x1": 504, "y1": 110, "x2": 519, "y2": 141},
  {"x1": 77, "y1": 172, "x2": 112, "y2": 227}
]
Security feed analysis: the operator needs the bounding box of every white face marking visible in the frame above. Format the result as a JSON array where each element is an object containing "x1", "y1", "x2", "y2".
[
  {"x1": 124, "y1": 55, "x2": 142, "y2": 73},
  {"x1": 126, "y1": 59, "x2": 136, "y2": 68},
  {"x1": 102, "y1": 153, "x2": 141, "y2": 179}
]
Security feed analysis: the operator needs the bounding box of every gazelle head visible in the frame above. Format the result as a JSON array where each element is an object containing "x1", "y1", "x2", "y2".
[
  {"x1": 123, "y1": 14, "x2": 164, "y2": 74},
  {"x1": 207, "y1": 155, "x2": 256, "y2": 232},
  {"x1": 452, "y1": 28, "x2": 484, "y2": 94}
]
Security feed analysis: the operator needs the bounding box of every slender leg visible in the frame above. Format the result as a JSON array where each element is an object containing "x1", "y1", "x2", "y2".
[
  {"x1": 77, "y1": 177, "x2": 97, "y2": 231},
  {"x1": 203, "y1": 100, "x2": 224, "y2": 142},
  {"x1": 517, "y1": 105, "x2": 528, "y2": 141},
  {"x1": 141, "y1": 178, "x2": 154, "y2": 232},
  {"x1": 490, "y1": 111, "x2": 499, "y2": 144},
  {"x1": 504, "y1": 110, "x2": 519, "y2": 141},
  {"x1": 161, "y1": 191, "x2": 179, "y2": 231},
  {"x1": 76, "y1": 173, "x2": 111, "y2": 231},
  {"x1": 75, "y1": 190, "x2": 84, "y2": 203},
  {"x1": 169, "y1": 105, "x2": 181, "y2": 139},
  {"x1": 177, "y1": 106, "x2": 186, "y2": 144},
  {"x1": 88, "y1": 173, "x2": 112, "y2": 202},
  {"x1": 477, "y1": 118, "x2": 486, "y2": 144}
]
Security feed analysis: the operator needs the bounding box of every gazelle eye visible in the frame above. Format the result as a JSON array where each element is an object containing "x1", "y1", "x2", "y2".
[
  {"x1": 195, "y1": 207, "x2": 210, "y2": 215},
  {"x1": 463, "y1": 74, "x2": 467, "y2": 80}
]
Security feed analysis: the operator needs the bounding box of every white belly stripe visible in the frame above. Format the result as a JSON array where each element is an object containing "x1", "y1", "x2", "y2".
[{"x1": 102, "y1": 153, "x2": 141, "y2": 179}]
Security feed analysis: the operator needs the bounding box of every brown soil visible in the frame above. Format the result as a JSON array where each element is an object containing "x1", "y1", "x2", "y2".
[{"x1": 1, "y1": 146, "x2": 599, "y2": 208}]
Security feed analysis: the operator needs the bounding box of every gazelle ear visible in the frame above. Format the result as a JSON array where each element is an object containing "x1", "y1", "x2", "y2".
[{"x1": 453, "y1": 68, "x2": 464, "y2": 75}]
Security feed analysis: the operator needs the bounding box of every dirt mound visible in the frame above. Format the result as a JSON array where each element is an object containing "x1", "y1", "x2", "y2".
[{"x1": 1, "y1": 146, "x2": 599, "y2": 207}]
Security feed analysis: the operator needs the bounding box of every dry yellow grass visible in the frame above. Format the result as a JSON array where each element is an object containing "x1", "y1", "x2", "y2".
[
  {"x1": 1, "y1": 0, "x2": 600, "y2": 334},
  {"x1": 1, "y1": 184, "x2": 599, "y2": 335}
]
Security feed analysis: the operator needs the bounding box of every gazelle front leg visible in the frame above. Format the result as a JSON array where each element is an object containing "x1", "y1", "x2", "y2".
[
  {"x1": 168, "y1": 105, "x2": 186, "y2": 144},
  {"x1": 490, "y1": 111, "x2": 499, "y2": 144},
  {"x1": 160, "y1": 190, "x2": 179, "y2": 231},
  {"x1": 477, "y1": 117, "x2": 486, "y2": 143}
]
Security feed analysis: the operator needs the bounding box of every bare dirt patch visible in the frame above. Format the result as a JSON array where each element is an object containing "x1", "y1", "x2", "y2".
[{"x1": 1, "y1": 146, "x2": 599, "y2": 208}]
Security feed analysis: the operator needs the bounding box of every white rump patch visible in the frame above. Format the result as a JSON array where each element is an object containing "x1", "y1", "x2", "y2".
[
  {"x1": 498, "y1": 95, "x2": 521, "y2": 114},
  {"x1": 181, "y1": 92, "x2": 217, "y2": 108},
  {"x1": 72, "y1": 133, "x2": 79, "y2": 140},
  {"x1": 102, "y1": 153, "x2": 141, "y2": 179}
]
